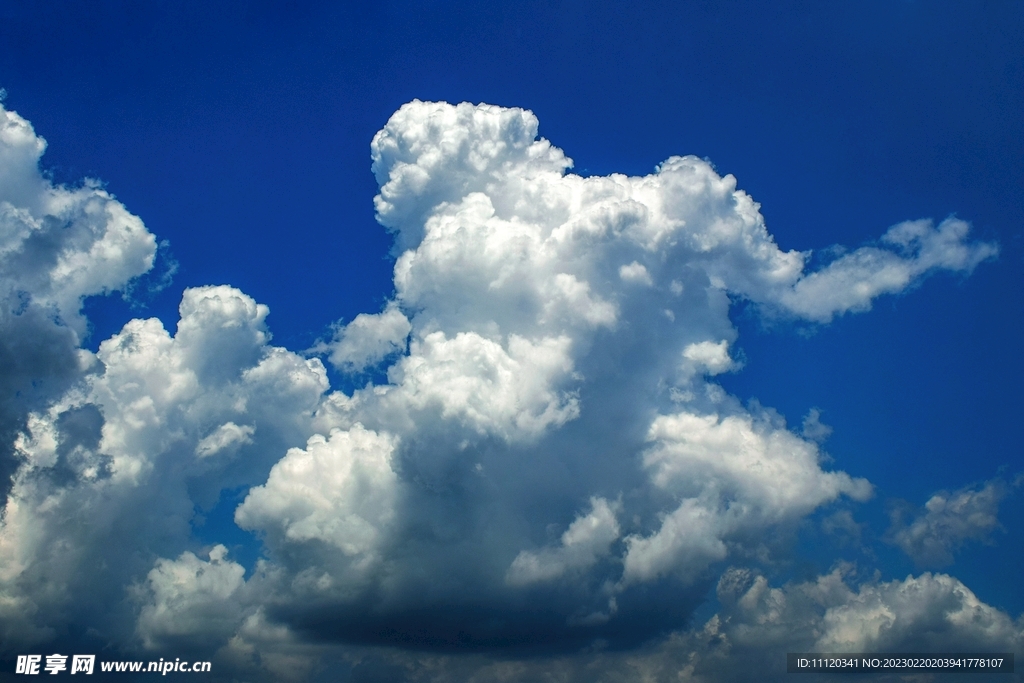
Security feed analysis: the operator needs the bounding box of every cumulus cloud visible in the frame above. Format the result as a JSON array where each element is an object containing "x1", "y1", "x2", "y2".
[
  {"x1": 674, "y1": 567, "x2": 1024, "y2": 682},
  {"x1": 506, "y1": 497, "x2": 620, "y2": 586},
  {"x1": 681, "y1": 339, "x2": 736, "y2": 377},
  {"x1": 229, "y1": 100, "x2": 981, "y2": 652},
  {"x1": 366, "y1": 330, "x2": 579, "y2": 440},
  {"x1": 0, "y1": 101, "x2": 157, "y2": 500},
  {"x1": 887, "y1": 481, "x2": 1008, "y2": 567},
  {"x1": 327, "y1": 303, "x2": 411, "y2": 372},
  {"x1": 621, "y1": 409, "x2": 871, "y2": 585},
  {"x1": 196, "y1": 422, "x2": 256, "y2": 458},
  {"x1": 0, "y1": 99, "x2": 1006, "y2": 681},
  {"x1": 236, "y1": 425, "x2": 398, "y2": 565},
  {"x1": 136, "y1": 545, "x2": 246, "y2": 650},
  {"x1": 618, "y1": 261, "x2": 653, "y2": 286},
  {"x1": 0, "y1": 108, "x2": 156, "y2": 329},
  {"x1": 0, "y1": 285, "x2": 327, "y2": 652}
]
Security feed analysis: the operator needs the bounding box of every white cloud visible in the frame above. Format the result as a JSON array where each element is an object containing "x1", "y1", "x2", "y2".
[
  {"x1": 621, "y1": 498, "x2": 729, "y2": 585},
  {"x1": 195, "y1": 422, "x2": 255, "y2": 458},
  {"x1": 136, "y1": 545, "x2": 246, "y2": 650},
  {"x1": 814, "y1": 570, "x2": 1021, "y2": 652},
  {"x1": 773, "y1": 218, "x2": 996, "y2": 322},
  {"x1": 887, "y1": 481, "x2": 1008, "y2": 566},
  {"x1": 506, "y1": 497, "x2": 620, "y2": 586},
  {"x1": 0, "y1": 105, "x2": 156, "y2": 333},
  {"x1": 0, "y1": 101, "x2": 158, "y2": 505},
  {"x1": 0, "y1": 285, "x2": 328, "y2": 651},
  {"x1": 618, "y1": 261, "x2": 653, "y2": 286},
  {"x1": 0, "y1": 99, "x2": 164, "y2": 650},
  {"x1": 365, "y1": 331, "x2": 579, "y2": 440},
  {"x1": 327, "y1": 100, "x2": 996, "y2": 462},
  {"x1": 328, "y1": 303, "x2": 411, "y2": 372},
  {"x1": 370, "y1": 101, "x2": 572, "y2": 253},
  {"x1": 0, "y1": 99, "x2": 1005, "y2": 680},
  {"x1": 235, "y1": 425, "x2": 398, "y2": 563},
  {"x1": 620, "y1": 409, "x2": 870, "y2": 586},
  {"x1": 682, "y1": 339, "x2": 735, "y2": 376},
  {"x1": 681, "y1": 567, "x2": 1024, "y2": 681},
  {"x1": 639, "y1": 409, "x2": 869, "y2": 514}
]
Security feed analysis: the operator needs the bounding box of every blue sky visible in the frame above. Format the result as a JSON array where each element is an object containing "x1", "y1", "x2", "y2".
[{"x1": 0, "y1": 2, "x2": 1022, "y2": 681}]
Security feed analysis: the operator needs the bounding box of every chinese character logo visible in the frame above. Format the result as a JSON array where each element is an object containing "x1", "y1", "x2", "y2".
[
  {"x1": 16, "y1": 655, "x2": 41, "y2": 675},
  {"x1": 70, "y1": 655, "x2": 95, "y2": 675}
]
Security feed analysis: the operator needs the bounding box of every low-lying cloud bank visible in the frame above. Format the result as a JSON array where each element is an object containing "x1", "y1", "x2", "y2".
[{"x1": 0, "y1": 99, "x2": 1013, "y2": 681}]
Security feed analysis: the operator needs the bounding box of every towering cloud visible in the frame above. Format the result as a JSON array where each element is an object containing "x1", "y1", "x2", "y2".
[
  {"x1": 0, "y1": 100, "x2": 1008, "y2": 681},
  {"x1": 247, "y1": 100, "x2": 995, "y2": 651}
]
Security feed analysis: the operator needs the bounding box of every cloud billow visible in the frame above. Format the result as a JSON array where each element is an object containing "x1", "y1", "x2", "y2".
[
  {"x1": 0, "y1": 104, "x2": 158, "y2": 505},
  {"x1": 0, "y1": 99, "x2": 1013, "y2": 680},
  {"x1": 242, "y1": 100, "x2": 990, "y2": 648}
]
